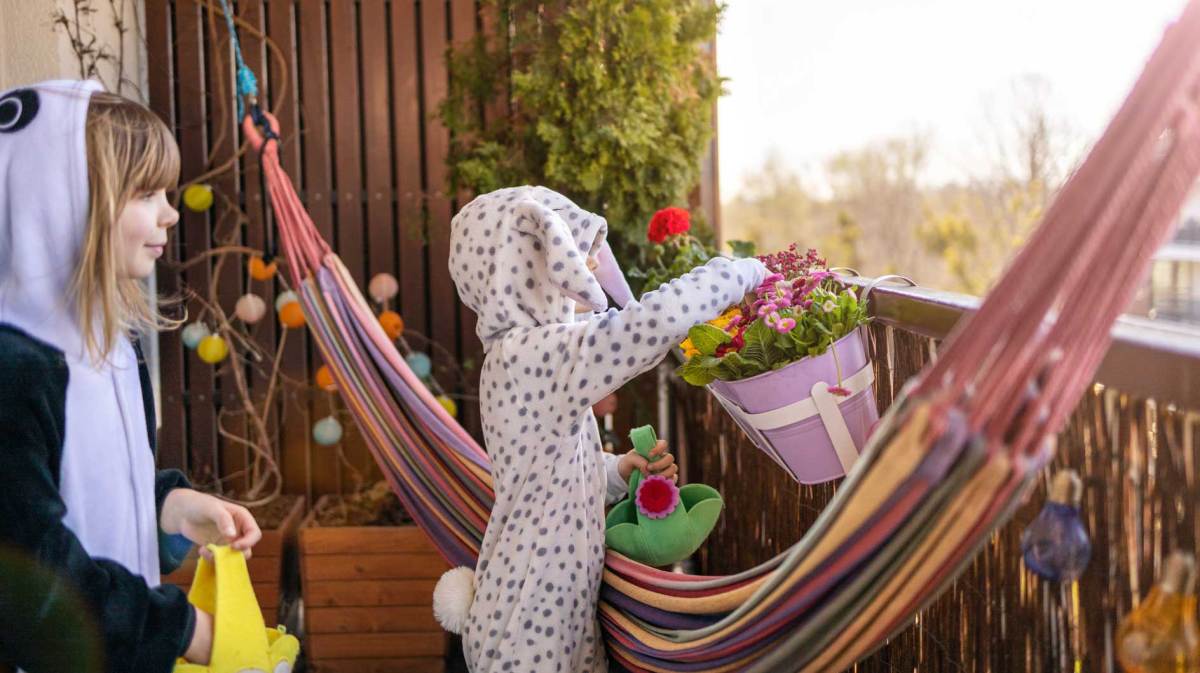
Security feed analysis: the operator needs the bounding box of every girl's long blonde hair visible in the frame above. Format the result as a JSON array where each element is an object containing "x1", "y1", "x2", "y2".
[{"x1": 75, "y1": 91, "x2": 182, "y2": 361}]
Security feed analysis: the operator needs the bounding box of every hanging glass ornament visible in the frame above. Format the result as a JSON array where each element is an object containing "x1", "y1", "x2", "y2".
[
  {"x1": 1021, "y1": 470, "x2": 1091, "y2": 582},
  {"x1": 379, "y1": 310, "x2": 405, "y2": 339},
  {"x1": 1117, "y1": 551, "x2": 1200, "y2": 673},
  {"x1": 181, "y1": 322, "x2": 211, "y2": 349},
  {"x1": 368, "y1": 273, "x2": 399, "y2": 304},
  {"x1": 196, "y1": 335, "x2": 229, "y2": 364},
  {"x1": 406, "y1": 351, "x2": 432, "y2": 379},
  {"x1": 234, "y1": 294, "x2": 267, "y2": 324},
  {"x1": 312, "y1": 416, "x2": 344, "y2": 446},
  {"x1": 182, "y1": 183, "x2": 214, "y2": 212}
]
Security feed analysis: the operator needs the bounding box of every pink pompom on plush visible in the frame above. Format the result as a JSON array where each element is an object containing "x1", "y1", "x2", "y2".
[{"x1": 635, "y1": 474, "x2": 680, "y2": 520}]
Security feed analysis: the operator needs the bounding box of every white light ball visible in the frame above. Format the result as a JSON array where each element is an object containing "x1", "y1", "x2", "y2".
[
  {"x1": 234, "y1": 294, "x2": 267, "y2": 324},
  {"x1": 368, "y1": 273, "x2": 399, "y2": 304},
  {"x1": 181, "y1": 322, "x2": 211, "y2": 349}
]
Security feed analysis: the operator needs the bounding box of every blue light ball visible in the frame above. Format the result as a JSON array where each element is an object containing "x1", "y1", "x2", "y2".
[
  {"x1": 181, "y1": 322, "x2": 211, "y2": 349},
  {"x1": 406, "y1": 351, "x2": 433, "y2": 379},
  {"x1": 312, "y1": 416, "x2": 344, "y2": 446}
]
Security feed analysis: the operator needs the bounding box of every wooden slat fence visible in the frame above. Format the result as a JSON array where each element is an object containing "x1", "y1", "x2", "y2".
[{"x1": 145, "y1": 0, "x2": 489, "y2": 500}]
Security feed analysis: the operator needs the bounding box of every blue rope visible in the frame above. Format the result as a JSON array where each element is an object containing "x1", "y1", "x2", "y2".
[{"x1": 217, "y1": 0, "x2": 257, "y2": 119}]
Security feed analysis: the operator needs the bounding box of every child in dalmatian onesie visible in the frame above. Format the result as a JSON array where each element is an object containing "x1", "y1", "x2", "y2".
[{"x1": 443, "y1": 186, "x2": 767, "y2": 672}]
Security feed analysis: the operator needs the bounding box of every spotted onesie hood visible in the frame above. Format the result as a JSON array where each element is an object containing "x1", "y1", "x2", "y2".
[{"x1": 447, "y1": 186, "x2": 767, "y2": 672}]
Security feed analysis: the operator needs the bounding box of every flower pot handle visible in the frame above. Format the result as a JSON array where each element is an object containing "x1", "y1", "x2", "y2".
[{"x1": 861, "y1": 274, "x2": 917, "y2": 304}]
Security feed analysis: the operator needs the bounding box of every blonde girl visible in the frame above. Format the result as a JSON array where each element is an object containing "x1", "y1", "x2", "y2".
[{"x1": 0, "y1": 80, "x2": 260, "y2": 672}]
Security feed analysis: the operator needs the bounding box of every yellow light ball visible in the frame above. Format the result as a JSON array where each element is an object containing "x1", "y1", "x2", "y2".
[
  {"x1": 196, "y1": 335, "x2": 229, "y2": 364},
  {"x1": 183, "y1": 184, "x2": 214, "y2": 212},
  {"x1": 437, "y1": 395, "x2": 458, "y2": 418}
]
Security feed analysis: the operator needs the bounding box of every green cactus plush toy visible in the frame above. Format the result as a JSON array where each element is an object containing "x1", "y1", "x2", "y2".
[{"x1": 604, "y1": 425, "x2": 724, "y2": 567}]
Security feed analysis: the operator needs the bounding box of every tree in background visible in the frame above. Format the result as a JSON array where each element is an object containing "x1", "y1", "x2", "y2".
[
  {"x1": 826, "y1": 134, "x2": 930, "y2": 276},
  {"x1": 723, "y1": 76, "x2": 1080, "y2": 296},
  {"x1": 440, "y1": 0, "x2": 723, "y2": 266}
]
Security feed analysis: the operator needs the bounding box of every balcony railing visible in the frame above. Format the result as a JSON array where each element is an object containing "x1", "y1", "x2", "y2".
[{"x1": 673, "y1": 275, "x2": 1200, "y2": 673}]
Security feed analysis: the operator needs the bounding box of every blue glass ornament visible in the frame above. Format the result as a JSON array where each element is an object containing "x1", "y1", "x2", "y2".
[
  {"x1": 181, "y1": 322, "x2": 211, "y2": 349},
  {"x1": 1021, "y1": 470, "x2": 1091, "y2": 582},
  {"x1": 406, "y1": 351, "x2": 433, "y2": 379},
  {"x1": 312, "y1": 416, "x2": 344, "y2": 446}
]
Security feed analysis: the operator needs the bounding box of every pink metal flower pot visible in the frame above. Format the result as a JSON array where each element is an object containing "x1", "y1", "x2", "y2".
[{"x1": 708, "y1": 327, "x2": 878, "y2": 484}]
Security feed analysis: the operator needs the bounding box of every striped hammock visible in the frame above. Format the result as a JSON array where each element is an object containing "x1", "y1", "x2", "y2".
[{"x1": 241, "y1": 3, "x2": 1200, "y2": 668}]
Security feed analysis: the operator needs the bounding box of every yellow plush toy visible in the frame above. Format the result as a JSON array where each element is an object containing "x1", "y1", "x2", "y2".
[{"x1": 174, "y1": 545, "x2": 300, "y2": 673}]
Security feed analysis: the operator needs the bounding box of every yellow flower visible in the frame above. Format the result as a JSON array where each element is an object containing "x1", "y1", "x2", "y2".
[
  {"x1": 708, "y1": 307, "x2": 742, "y2": 331},
  {"x1": 680, "y1": 338, "x2": 700, "y2": 359}
]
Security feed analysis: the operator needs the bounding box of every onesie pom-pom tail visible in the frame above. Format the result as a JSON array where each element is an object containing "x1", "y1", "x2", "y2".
[{"x1": 433, "y1": 566, "x2": 476, "y2": 634}]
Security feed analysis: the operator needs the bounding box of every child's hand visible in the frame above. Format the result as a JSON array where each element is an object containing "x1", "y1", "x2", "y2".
[
  {"x1": 184, "y1": 607, "x2": 213, "y2": 664},
  {"x1": 617, "y1": 440, "x2": 678, "y2": 483},
  {"x1": 160, "y1": 489, "x2": 262, "y2": 560}
]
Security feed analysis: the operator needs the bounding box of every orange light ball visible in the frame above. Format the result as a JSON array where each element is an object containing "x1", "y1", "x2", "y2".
[
  {"x1": 379, "y1": 310, "x2": 405, "y2": 339},
  {"x1": 248, "y1": 256, "x2": 277, "y2": 281},
  {"x1": 315, "y1": 365, "x2": 337, "y2": 392},
  {"x1": 278, "y1": 301, "x2": 306, "y2": 328}
]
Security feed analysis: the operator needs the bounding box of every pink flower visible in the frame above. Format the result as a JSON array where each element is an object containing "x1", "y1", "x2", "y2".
[
  {"x1": 757, "y1": 303, "x2": 778, "y2": 318},
  {"x1": 776, "y1": 317, "x2": 796, "y2": 332},
  {"x1": 765, "y1": 311, "x2": 781, "y2": 327},
  {"x1": 635, "y1": 475, "x2": 680, "y2": 519}
]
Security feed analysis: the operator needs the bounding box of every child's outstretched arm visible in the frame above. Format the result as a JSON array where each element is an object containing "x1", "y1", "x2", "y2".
[
  {"x1": 503, "y1": 255, "x2": 767, "y2": 433},
  {"x1": 0, "y1": 342, "x2": 195, "y2": 673}
]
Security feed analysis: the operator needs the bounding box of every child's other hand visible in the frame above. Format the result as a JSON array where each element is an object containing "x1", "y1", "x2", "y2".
[
  {"x1": 617, "y1": 440, "x2": 678, "y2": 484},
  {"x1": 184, "y1": 606, "x2": 213, "y2": 664},
  {"x1": 160, "y1": 489, "x2": 262, "y2": 560}
]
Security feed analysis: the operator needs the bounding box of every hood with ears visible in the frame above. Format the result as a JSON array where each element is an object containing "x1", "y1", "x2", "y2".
[
  {"x1": 0, "y1": 79, "x2": 162, "y2": 584},
  {"x1": 449, "y1": 186, "x2": 633, "y2": 349}
]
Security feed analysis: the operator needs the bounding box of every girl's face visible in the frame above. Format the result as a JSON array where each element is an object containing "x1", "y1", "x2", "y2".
[{"x1": 115, "y1": 188, "x2": 178, "y2": 279}]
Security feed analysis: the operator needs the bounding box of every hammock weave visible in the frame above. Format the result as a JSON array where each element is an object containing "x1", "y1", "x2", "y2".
[{"x1": 240, "y1": 3, "x2": 1200, "y2": 668}]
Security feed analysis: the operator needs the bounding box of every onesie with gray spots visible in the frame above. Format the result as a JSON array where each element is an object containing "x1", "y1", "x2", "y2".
[{"x1": 447, "y1": 186, "x2": 768, "y2": 672}]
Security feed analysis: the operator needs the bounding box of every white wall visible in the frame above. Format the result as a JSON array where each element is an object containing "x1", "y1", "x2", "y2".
[
  {"x1": 1, "y1": 0, "x2": 160, "y2": 421},
  {"x1": 0, "y1": 0, "x2": 147, "y2": 100}
]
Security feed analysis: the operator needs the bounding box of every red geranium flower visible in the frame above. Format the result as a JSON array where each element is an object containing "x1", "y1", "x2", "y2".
[
  {"x1": 635, "y1": 475, "x2": 680, "y2": 519},
  {"x1": 647, "y1": 207, "x2": 691, "y2": 243}
]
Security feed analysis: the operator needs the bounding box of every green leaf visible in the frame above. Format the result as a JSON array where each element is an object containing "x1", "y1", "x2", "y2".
[
  {"x1": 686, "y1": 323, "x2": 731, "y2": 357},
  {"x1": 677, "y1": 355, "x2": 721, "y2": 386},
  {"x1": 727, "y1": 240, "x2": 757, "y2": 258}
]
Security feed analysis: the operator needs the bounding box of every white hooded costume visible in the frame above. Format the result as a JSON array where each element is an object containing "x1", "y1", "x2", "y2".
[
  {"x1": 445, "y1": 186, "x2": 767, "y2": 672},
  {"x1": 0, "y1": 80, "x2": 194, "y2": 673}
]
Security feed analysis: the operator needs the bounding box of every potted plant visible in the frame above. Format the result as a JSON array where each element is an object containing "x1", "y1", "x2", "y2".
[
  {"x1": 677, "y1": 246, "x2": 877, "y2": 484},
  {"x1": 298, "y1": 482, "x2": 449, "y2": 673}
]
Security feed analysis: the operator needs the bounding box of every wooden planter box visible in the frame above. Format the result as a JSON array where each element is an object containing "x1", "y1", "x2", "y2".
[
  {"x1": 299, "y1": 495, "x2": 450, "y2": 673},
  {"x1": 162, "y1": 495, "x2": 305, "y2": 628}
]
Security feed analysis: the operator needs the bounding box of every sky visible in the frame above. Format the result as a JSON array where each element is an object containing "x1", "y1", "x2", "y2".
[{"x1": 716, "y1": 0, "x2": 1191, "y2": 200}]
